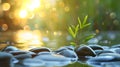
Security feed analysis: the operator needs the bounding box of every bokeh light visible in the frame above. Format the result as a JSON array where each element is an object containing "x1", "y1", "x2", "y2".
[
  {"x1": 1, "y1": 24, "x2": 8, "y2": 31},
  {"x1": 2, "y1": 3, "x2": 11, "y2": 11},
  {"x1": 64, "y1": 6, "x2": 70, "y2": 12}
]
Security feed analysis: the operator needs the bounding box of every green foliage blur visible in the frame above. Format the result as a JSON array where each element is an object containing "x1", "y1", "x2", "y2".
[
  {"x1": 1, "y1": 0, "x2": 120, "y2": 31},
  {"x1": 1, "y1": 0, "x2": 120, "y2": 46}
]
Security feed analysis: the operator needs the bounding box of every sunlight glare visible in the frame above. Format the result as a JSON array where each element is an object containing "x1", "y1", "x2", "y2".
[
  {"x1": 19, "y1": 10, "x2": 27, "y2": 18},
  {"x1": 28, "y1": 0, "x2": 41, "y2": 11}
]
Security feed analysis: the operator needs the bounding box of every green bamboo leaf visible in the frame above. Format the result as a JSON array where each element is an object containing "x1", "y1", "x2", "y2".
[
  {"x1": 83, "y1": 15, "x2": 88, "y2": 25},
  {"x1": 82, "y1": 23, "x2": 91, "y2": 28},
  {"x1": 74, "y1": 24, "x2": 79, "y2": 38},
  {"x1": 78, "y1": 17, "x2": 82, "y2": 29},
  {"x1": 68, "y1": 26, "x2": 75, "y2": 38},
  {"x1": 83, "y1": 34, "x2": 96, "y2": 43},
  {"x1": 75, "y1": 24, "x2": 79, "y2": 33}
]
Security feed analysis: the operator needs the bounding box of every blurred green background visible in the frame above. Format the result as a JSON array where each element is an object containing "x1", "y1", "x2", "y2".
[
  {"x1": 1, "y1": 0, "x2": 120, "y2": 31},
  {"x1": 0, "y1": 0, "x2": 120, "y2": 49},
  {"x1": 0, "y1": 0, "x2": 120, "y2": 67}
]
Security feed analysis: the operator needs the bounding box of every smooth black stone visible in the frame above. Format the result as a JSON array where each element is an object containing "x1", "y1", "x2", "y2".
[
  {"x1": 2, "y1": 46, "x2": 19, "y2": 52},
  {"x1": 14, "y1": 54, "x2": 32, "y2": 64},
  {"x1": 95, "y1": 50, "x2": 114, "y2": 56},
  {"x1": 9, "y1": 51, "x2": 29, "y2": 56},
  {"x1": 110, "y1": 48, "x2": 120, "y2": 54},
  {"x1": 111, "y1": 44, "x2": 120, "y2": 48},
  {"x1": 101, "y1": 61, "x2": 120, "y2": 67},
  {"x1": 38, "y1": 52, "x2": 51, "y2": 55},
  {"x1": 87, "y1": 56, "x2": 115, "y2": 66},
  {"x1": 99, "y1": 53, "x2": 120, "y2": 61},
  {"x1": 75, "y1": 45, "x2": 96, "y2": 57},
  {"x1": 62, "y1": 46, "x2": 75, "y2": 50},
  {"x1": 102, "y1": 46, "x2": 110, "y2": 49},
  {"x1": 35, "y1": 52, "x2": 71, "y2": 66},
  {"x1": 78, "y1": 56, "x2": 93, "y2": 62},
  {"x1": 9, "y1": 51, "x2": 37, "y2": 58},
  {"x1": 15, "y1": 63, "x2": 30, "y2": 67},
  {"x1": 54, "y1": 47, "x2": 78, "y2": 62},
  {"x1": 14, "y1": 54, "x2": 32, "y2": 60},
  {"x1": 29, "y1": 47, "x2": 51, "y2": 54},
  {"x1": 0, "y1": 52, "x2": 14, "y2": 67},
  {"x1": 27, "y1": 51, "x2": 36, "y2": 58},
  {"x1": 23, "y1": 58, "x2": 44, "y2": 66},
  {"x1": 56, "y1": 49, "x2": 77, "y2": 58},
  {"x1": 87, "y1": 53, "x2": 120, "y2": 67},
  {"x1": 88, "y1": 45, "x2": 104, "y2": 50},
  {"x1": 54, "y1": 46, "x2": 74, "y2": 53}
]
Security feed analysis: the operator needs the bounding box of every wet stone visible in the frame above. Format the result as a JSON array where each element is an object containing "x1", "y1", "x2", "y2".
[
  {"x1": 2, "y1": 46, "x2": 19, "y2": 52},
  {"x1": 102, "y1": 46, "x2": 110, "y2": 50},
  {"x1": 14, "y1": 53, "x2": 32, "y2": 64},
  {"x1": 75, "y1": 45, "x2": 96, "y2": 57},
  {"x1": 0, "y1": 52, "x2": 14, "y2": 67},
  {"x1": 54, "y1": 46, "x2": 78, "y2": 62},
  {"x1": 110, "y1": 48, "x2": 120, "y2": 54},
  {"x1": 86, "y1": 56, "x2": 115, "y2": 66},
  {"x1": 99, "y1": 53, "x2": 120, "y2": 61},
  {"x1": 8, "y1": 51, "x2": 28, "y2": 56},
  {"x1": 88, "y1": 45, "x2": 104, "y2": 50},
  {"x1": 1, "y1": 44, "x2": 120, "y2": 67},
  {"x1": 35, "y1": 52, "x2": 71, "y2": 66},
  {"x1": 101, "y1": 61, "x2": 120, "y2": 67},
  {"x1": 53, "y1": 46, "x2": 74, "y2": 53},
  {"x1": 23, "y1": 58, "x2": 44, "y2": 66},
  {"x1": 29, "y1": 47, "x2": 51, "y2": 54},
  {"x1": 95, "y1": 50, "x2": 114, "y2": 56},
  {"x1": 14, "y1": 54, "x2": 32, "y2": 60},
  {"x1": 87, "y1": 52, "x2": 120, "y2": 67},
  {"x1": 111, "y1": 44, "x2": 120, "y2": 48}
]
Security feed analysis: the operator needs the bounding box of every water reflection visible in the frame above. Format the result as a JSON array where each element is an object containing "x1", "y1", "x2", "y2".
[{"x1": 4, "y1": 29, "x2": 69, "y2": 51}]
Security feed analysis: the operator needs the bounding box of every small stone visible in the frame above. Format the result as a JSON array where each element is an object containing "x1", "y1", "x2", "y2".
[
  {"x1": 111, "y1": 44, "x2": 120, "y2": 48},
  {"x1": 113, "y1": 48, "x2": 120, "y2": 54},
  {"x1": 2, "y1": 46, "x2": 19, "y2": 52},
  {"x1": 87, "y1": 56, "x2": 114, "y2": 66},
  {"x1": 54, "y1": 46, "x2": 77, "y2": 62},
  {"x1": 87, "y1": 53, "x2": 120, "y2": 66},
  {"x1": 29, "y1": 47, "x2": 51, "y2": 54},
  {"x1": 88, "y1": 45, "x2": 104, "y2": 50},
  {"x1": 14, "y1": 54, "x2": 32, "y2": 64},
  {"x1": 99, "y1": 53, "x2": 120, "y2": 61},
  {"x1": 75, "y1": 45, "x2": 96, "y2": 62},
  {"x1": 102, "y1": 46, "x2": 110, "y2": 50},
  {"x1": 9, "y1": 51, "x2": 28, "y2": 56},
  {"x1": 35, "y1": 52, "x2": 71, "y2": 66},
  {"x1": 75, "y1": 45, "x2": 96, "y2": 57},
  {"x1": 101, "y1": 61, "x2": 120, "y2": 67},
  {"x1": 0, "y1": 52, "x2": 14, "y2": 67},
  {"x1": 23, "y1": 58, "x2": 44, "y2": 66},
  {"x1": 14, "y1": 54, "x2": 32, "y2": 60},
  {"x1": 95, "y1": 50, "x2": 114, "y2": 56}
]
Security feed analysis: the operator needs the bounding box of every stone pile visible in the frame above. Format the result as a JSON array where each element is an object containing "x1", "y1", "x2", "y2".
[{"x1": 1, "y1": 44, "x2": 120, "y2": 67}]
